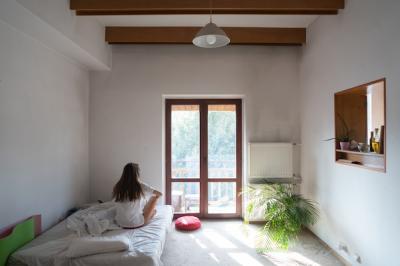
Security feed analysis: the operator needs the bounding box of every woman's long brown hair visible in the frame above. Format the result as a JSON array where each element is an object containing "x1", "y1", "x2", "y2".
[{"x1": 113, "y1": 163, "x2": 144, "y2": 202}]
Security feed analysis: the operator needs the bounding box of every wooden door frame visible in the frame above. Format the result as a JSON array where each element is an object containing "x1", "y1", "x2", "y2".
[{"x1": 165, "y1": 98, "x2": 242, "y2": 219}]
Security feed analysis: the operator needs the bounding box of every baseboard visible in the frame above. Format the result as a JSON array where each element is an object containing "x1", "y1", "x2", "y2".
[{"x1": 304, "y1": 228, "x2": 351, "y2": 266}]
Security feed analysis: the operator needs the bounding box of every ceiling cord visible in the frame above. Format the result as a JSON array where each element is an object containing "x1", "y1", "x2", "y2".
[{"x1": 209, "y1": 0, "x2": 213, "y2": 23}]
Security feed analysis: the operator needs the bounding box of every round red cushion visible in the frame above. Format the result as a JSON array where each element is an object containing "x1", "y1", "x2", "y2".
[{"x1": 175, "y1": 216, "x2": 201, "y2": 231}]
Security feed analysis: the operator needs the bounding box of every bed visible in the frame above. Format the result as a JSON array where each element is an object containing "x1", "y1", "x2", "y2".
[{"x1": 2, "y1": 204, "x2": 173, "y2": 266}]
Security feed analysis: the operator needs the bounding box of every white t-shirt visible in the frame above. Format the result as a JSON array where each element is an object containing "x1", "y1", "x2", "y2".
[{"x1": 114, "y1": 181, "x2": 155, "y2": 228}]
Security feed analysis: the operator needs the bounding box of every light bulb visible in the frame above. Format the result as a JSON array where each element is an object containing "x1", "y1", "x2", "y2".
[{"x1": 206, "y1": 35, "x2": 217, "y2": 45}]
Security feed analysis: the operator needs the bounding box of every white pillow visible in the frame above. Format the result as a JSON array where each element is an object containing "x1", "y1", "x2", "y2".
[{"x1": 65, "y1": 236, "x2": 130, "y2": 258}]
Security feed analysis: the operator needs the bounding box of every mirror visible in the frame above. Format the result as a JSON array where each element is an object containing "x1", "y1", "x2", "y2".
[{"x1": 334, "y1": 79, "x2": 386, "y2": 172}]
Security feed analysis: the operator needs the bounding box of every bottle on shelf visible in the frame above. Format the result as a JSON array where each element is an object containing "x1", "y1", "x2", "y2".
[
  {"x1": 369, "y1": 131, "x2": 374, "y2": 152},
  {"x1": 379, "y1": 125, "x2": 385, "y2": 154},
  {"x1": 372, "y1": 128, "x2": 380, "y2": 153},
  {"x1": 374, "y1": 128, "x2": 380, "y2": 142}
]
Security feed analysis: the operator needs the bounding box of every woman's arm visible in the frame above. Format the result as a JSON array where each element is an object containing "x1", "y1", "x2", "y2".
[
  {"x1": 141, "y1": 183, "x2": 162, "y2": 225},
  {"x1": 141, "y1": 182, "x2": 162, "y2": 198},
  {"x1": 153, "y1": 189, "x2": 162, "y2": 197}
]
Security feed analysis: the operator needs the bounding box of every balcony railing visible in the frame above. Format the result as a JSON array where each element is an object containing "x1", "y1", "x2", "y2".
[
  {"x1": 171, "y1": 159, "x2": 236, "y2": 213},
  {"x1": 172, "y1": 159, "x2": 235, "y2": 179}
]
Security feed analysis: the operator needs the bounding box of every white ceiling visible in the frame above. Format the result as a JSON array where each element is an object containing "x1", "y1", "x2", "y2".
[{"x1": 94, "y1": 15, "x2": 318, "y2": 28}]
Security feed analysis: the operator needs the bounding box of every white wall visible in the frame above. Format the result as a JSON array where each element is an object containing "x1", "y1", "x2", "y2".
[
  {"x1": 90, "y1": 45, "x2": 301, "y2": 202},
  {"x1": 0, "y1": 17, "x2": 90, "y2": 230},
  {"x1": 300, "y1": 0, "x2": 400, "y2": 265},
  {"x1": 16, "y1": 0, "x2": 111, "y2": 68},
  {"x1": 0, "y1": 0, "x2": 111, "y2": 71}
]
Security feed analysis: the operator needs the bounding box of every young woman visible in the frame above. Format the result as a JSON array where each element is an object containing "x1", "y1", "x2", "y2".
[{"x1": 113, "y1": 163, "x2": 162, "y2": 228}]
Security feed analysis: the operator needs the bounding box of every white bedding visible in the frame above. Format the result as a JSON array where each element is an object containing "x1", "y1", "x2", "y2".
[{"x1": 9, "y1": 204, "x2": 174, "y2": 266}]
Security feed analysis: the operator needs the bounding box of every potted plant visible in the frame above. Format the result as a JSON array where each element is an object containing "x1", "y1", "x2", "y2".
[
  {"x1": 243, "y1": 184, "x2": 319, "y2": 250},
  {"x1": 324, "y1": 113, "x2": 351, "y2": 150},
  {"x1": 325, "y1": 135, "x2": 350, "y2": 150}
]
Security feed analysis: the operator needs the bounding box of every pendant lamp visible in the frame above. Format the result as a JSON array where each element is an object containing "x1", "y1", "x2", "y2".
[{"x1": 192, "y1": 1, "x2": 230, "y2": 48}]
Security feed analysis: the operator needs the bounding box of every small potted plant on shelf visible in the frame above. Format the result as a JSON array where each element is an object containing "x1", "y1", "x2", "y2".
[
  {"x1": 324, "y1": 113, "x2": 351, "y2": 150},
  {"x1": 324, "y1": 135, "x2": 351, "y2": 150},
  {"x1": 337, "y1": 135, "x2": 350, "y2": 150}
]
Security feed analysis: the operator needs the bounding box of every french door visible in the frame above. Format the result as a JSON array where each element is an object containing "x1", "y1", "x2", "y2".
[{"x1": 165, "y1": 99, "x2": 242, "y2": 218}]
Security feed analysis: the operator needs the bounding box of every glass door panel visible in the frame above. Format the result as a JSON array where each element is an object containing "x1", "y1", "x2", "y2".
[
  {"x1": 171, "y1": 182, "x2": 200, "y2": 214},
  {"x1": 208, "y1": 105, "x2": 237, "y2": 179},
  {"x1": 208, "y1": 182, "x2": 236, "y2": 214},
  {"x1": 171, "y1": 105, "x2": 200, "y2": 179}
]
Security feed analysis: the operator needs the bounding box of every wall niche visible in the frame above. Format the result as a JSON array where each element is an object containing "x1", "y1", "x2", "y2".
[{"x1": 334, "y1": 78, "x2": 386, "y2": 172}]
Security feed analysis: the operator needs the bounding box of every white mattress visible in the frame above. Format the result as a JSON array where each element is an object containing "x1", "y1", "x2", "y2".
[{"x1": 9, "y1": 205, "x2": 174, "y2": 266}]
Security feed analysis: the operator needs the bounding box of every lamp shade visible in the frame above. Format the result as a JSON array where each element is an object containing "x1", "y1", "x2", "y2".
[{"x1": 192, "y1": 22, "x2": 230, "y2": 48}]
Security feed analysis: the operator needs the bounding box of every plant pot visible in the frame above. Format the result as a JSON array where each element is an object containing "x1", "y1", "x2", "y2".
[
  {"x1": 335, "y1": 141, "x2": 340, "y2": 149},
  {"x1": 340, "y1": 141, "x2": 350, "y2": 150}
]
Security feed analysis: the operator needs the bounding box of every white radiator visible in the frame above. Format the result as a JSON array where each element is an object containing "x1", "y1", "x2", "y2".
[{"x1": 248, "y1": 143, "x2": 293, "y2": 178}]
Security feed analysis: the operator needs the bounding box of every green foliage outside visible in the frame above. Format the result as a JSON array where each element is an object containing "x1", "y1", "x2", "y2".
[
  {"x1": 208, "y1": 110, "x2": 236, "y2": 177},
  {"x1": 171, "y1": 110, "x2": 200, "y2": 174},
  {"x1": 171, "y1": 110, "x2": 236, "y2": 178}
]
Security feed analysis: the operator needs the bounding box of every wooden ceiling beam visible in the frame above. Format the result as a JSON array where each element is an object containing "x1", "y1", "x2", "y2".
[
  {"x1": 76, "y1": 9, "x2": 339, "y2": 16},
  {"x1": 71, "y1": 0, "x2": 344, "y2": 15},
  {"x1": 105, "y1": 27, "x2": 306, "y2": 46}
]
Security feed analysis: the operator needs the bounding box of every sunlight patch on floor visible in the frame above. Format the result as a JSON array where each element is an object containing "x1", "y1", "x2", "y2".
[
  {"x1": 228, "y1": 252, "x2": 265, "y2": 266},
  {"x1": 208, "y1": 252, "x2": 220, "y2": 263},
  {"x1": 195, "y1": 238, "x2": 207, "y2": 249},
  {"x1": 221, "y1": 222, "x2": 257, "y2": 249},
  {"x1": 203, "y1": 228, "x2": 237, "y2": 249},
  {"x1": 263, "y1": 251, "x2": 321, "y2": 266}
]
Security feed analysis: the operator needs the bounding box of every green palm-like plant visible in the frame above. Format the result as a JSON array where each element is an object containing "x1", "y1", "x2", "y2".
[{"x1": 243, "y1": 184, "x2": 319, "y2": 250}]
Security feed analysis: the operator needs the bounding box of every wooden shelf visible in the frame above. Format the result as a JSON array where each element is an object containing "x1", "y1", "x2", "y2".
[
  {"x1": 335, "y1": 149, "x2": 386, "y2": 172},
  {"x1": 336, "y1": 161, "x2": 385, "y2": 172},
  {"x1": 335, "y1": 149, "x2": 384, "y2": 157}
]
